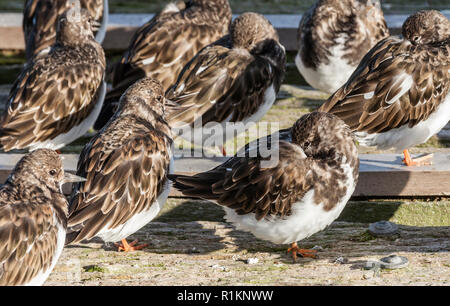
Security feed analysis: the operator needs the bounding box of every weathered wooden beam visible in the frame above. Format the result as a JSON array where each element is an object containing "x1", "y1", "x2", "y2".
[
  {"x1": 1, "y1": 13, "x2": 447, "y2": 52},
  {"x1": 0, "y1": 152, "x2": 449, "y2": 197}
]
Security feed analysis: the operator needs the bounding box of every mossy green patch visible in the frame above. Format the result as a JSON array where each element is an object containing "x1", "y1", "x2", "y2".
[
  {"x1": 158, "y1": 198, "x2": 450, "y2": 226},
  {"x1": 350, "y1": 231, "x2": 377, "y2": 242},
  {"x1": 155, "y1": 199, "x2": 225, "y2": 222},
  {"x1": 83, "y1": 265, "x2": 108, "y2": 273},
  {"x1": 339, "y1": 199, "x2": 450, "y2": 226}
]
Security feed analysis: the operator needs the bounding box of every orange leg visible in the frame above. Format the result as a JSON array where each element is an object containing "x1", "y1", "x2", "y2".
[
  {"x1": 56, "y1": 149, "x2": 62, "y2": 154},
  {"x1": 402, "y1": 149, "x2": 433, "y2": 167},
  {"x1": 221, "y1": 145, "x2": 227, "y2": 157},
  {"x1": 287, "y1": 242, "x2": 317, "y2": 262},
  {"x1": 114, "y1": 239, "x2": 148, "y2": 252}
]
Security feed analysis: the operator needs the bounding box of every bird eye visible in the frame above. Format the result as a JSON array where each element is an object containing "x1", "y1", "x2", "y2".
[{"x1": 49, "y1": 169, "x2": 57, "y2": 176}]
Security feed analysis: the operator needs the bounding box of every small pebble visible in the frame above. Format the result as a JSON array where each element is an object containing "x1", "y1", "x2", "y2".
[
  {"x1": 363, "y1": 272, "x2": 373, "y2": 280},
  {"x1": 364, "y1": 260, "x2": 381, "y2": 270},
  {"x1": 379, "y1": 255, "x2": 409, "y2": 269},
  {"x1": 365, "y1": 255, "x2": 408, "y2": 270},
  {"x1": 312, "y1": 245, "x2": 324, "y2": 251},
  {"x1": 188, "y1": 247, "x2": 201, "y2": 254},
  {"x1": 334, "y1": 257, "x2": 348, "y2": 264},
  {"x1": 246, "y1": 258, "x2": 259, "y2": 265},
  {"x1": 210, "y1": 264, "x2": 227, "y2": 271},
  {"x1": 368, "y1": 221, "x2": 399, "y2": 237}
]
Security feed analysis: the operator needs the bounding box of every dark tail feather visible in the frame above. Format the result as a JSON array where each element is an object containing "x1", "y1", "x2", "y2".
[
  {"x1": 168, "y1": 174, "x2": 219, "y2": 200},
  {"x1": 168, "y1": 174, "x2": 193, "y2": 192},
  {"x1": 65, "y1": 228, "x2": 81, "y2": 246}
]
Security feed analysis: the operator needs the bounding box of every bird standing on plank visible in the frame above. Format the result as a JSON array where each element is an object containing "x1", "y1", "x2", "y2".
[
  {"x1": 296, "y1": 0, "x2": 389, "y2": 94},
  {"x1": 166, "y1": 12, "x2": 286, "y2": 156},
  {"x1": 320, "y1": 10, "x2": 450, "y2": 166},
  {"x1": 0, "y1": 5, "x2": 106, "y2": 152}
]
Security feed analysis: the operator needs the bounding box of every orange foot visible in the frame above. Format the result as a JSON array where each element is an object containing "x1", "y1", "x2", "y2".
[
  {"x1": 114, "y1": 239, "x2": 148, "y2": 252},
  {"x1": 402, "y1": 149, "x2": 433, "y2": 166},
  {"x1": 217, "y1": 145, "x2": 227, "y2": 157},
  {"x1": 287, "y1": 242, "x2": 317, "y2": 262}
]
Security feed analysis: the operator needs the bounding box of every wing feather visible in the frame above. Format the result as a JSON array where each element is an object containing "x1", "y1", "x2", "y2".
[
  {"x1": 166, "y1": 41, "x2": 284, "y2": 127},
  {"x1": 67, "y1": 119, "x2": 172, "y2": 244},
  {"x1": 0, "y1": 192, "x2": 65, "y2": 286},
  {"x1": 320, "y1": 37, "x2": 450, "y2": 134},
  {"x1": 23, "y1": 0, "x2": 106, "y2": 60},
  {"x1": 0, "y1": 45, "x2": 105, "y2": 151},
  {"x1": 171, "y1": 139, "x2": 312, "y2": 221}
]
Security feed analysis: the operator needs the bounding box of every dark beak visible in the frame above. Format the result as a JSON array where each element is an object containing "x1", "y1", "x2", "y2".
[{"x1": 63, "y1": 172, "x2": 87, "y2": 184}]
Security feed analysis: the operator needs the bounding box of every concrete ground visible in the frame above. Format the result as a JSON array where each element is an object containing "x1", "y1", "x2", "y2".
[{"x1": 46, "y1": 198, "x2": 450, "y2": 286}]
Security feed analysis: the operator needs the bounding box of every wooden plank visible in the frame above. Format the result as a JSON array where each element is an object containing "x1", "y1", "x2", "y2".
[
  {"x1": 1, "y1": 152, "x2": 449, "y2": 197},
  {"x1": 1, "y1": 13, "x2": 445, "y2": 51}
]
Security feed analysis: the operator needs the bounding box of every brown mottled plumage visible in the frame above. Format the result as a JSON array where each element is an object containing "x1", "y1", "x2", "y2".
[
  {"x1": 319, "y1": 10, "x2": 450, "y2": 153},
  {"x1": 66, "y1": 78, "x2": 173, "y2": 246},
  {"x1": 170, "y1": 112, "x2": 359, "y2": 250},
  {"x1": 23, "y1": 0, "x2": 108, "y2": 60},
  {"x1": 0, "y1": 149, "x2": 85, "y2": 286},
  {"x1": 0, "y1": 8, "x2": 106, "y2": 152},
  {"x1": 94, "y1": 0, "x2": 232, "y2": 130},
  {"x1": 165, "y1": 13, "x2": 286, "y2": 147},
  {"x1": 296, "y1": 0, "x2": 389, "y2": 93}
]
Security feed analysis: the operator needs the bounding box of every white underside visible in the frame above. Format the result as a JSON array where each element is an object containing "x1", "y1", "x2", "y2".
[
  {"x1": 96, "y1": 158, "x2": 174, "y2": 242},
  {"x1": 223, "y1": 162, "x2": 356, "y2": 245},
  {"x1": 94, "y1": 0, "x2": 108, "y2": 44},
  {"x1": 28, "y1": 81, "x2": 106, "y2": 151},
  {"x1": 295, "y1": 47, "x2": 356, "y2": 94},
  {"x1": 176, "y1": 85, "x2": 277, "y2": 146},
  {"x1": 23, "y1": 215, "x2": 66, "y2": 286},
  {"x1": 356, "y1": 92, "x2": 450, "y2": 150},
  {"x1": 162, "y1": 2, "x2": 180, "y2": 13}
]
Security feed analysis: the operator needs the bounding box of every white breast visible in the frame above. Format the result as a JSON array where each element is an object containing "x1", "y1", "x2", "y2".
[
  {"x1": 223, "y1": 162, "x2": 356, "y2": 245},
  {"x1": 295, "y1": 36, "x2": 357, "y2": 94},
  {"x1": 356, "y1": 92, "x2": 450, "y2": 151}
]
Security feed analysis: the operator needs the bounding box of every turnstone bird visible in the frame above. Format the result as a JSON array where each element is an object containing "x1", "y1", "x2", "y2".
[
  {"x1": 170, "y1": 112, "x2": 359, "y2": 261},
  {"x1": 66, "y1": 78, "x2": 173, "y2": 252},
  {"x1": 23, "y1": 0, "x2": 109, "y2": 60},
  {"x1": 166, "y1": 12, "x2": 286, "y2": 155},
  {"x1": 296, "y1": 0, "x2": 389, "y2": 94},
  {"x1": 0, "y1": 149, "x2": 85, "y2": 286},
  {"x1": 93, "y1": 0, "x2": 232, "y2": 130},
  {"x1": 319, "y1": 10, "x2": 450, "y2": 166},
  {"x1": 0, "y1": 7, "x2": 106, "y2": 152}
]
